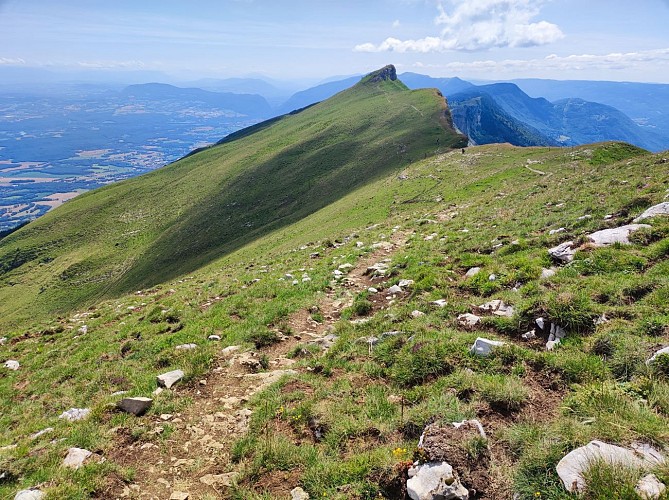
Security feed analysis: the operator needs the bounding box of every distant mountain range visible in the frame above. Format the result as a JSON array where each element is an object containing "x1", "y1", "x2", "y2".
[{"x1": 268, "y1": 72, "x2": 669, "y2": 152}]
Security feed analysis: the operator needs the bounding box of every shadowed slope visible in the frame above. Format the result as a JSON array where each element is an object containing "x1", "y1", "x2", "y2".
[{"x1": 0, "y1": 66, "x2": 466, "y2": 325}]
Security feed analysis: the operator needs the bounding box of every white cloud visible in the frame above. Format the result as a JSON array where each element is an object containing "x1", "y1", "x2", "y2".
[
  {"x1": 355, "y1": 0, "x2": 563, "y2": 53},
  {"x1": 411, "y1": 48, "x2": 669, "y2": 76},
  {"x1": 77, "y1": 60, "x2": 146, "y2": 69},
  {"x1": 0, "y1": 57, "x2": 25, "y2": 65},
  {"x1": 392, "y1": 19, "x2": 401, "y2": 28}
]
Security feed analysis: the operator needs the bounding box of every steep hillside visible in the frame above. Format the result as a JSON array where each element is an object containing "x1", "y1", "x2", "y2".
[
  {"x1": 447, "y1": 91, "x2": 557, "y2": 146},
  {"x1": 0, "y1": 66, "x2": 466, "y2": 327},
  {"x1": 2, "y1": 140, "x2": 669, "y2": 499},
  {"x1": 448, "y1": 83, "x2": 664, "y2": 151}
]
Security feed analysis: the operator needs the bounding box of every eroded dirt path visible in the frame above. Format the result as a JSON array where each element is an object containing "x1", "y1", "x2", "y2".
[{"x1": 101, "y1": 232, "x2": 408, "y2": 499}]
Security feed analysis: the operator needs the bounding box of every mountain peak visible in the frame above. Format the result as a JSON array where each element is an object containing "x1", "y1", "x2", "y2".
[{"x1": 363, "y1": 65, "x2": 397, "y2": 84}]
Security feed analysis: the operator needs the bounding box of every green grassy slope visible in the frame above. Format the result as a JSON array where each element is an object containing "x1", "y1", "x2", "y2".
[
  {"x1": 0, "y1": 67, "x2": 466, "y2": 327},
  {"x1": 2, "y1": 141, "x2": 669, "y2": 499}
]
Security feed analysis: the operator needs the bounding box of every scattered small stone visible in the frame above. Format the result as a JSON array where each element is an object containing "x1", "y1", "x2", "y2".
[
  {"x1": 221, "y1": 345, "x2": 241, "y2": 356},
  {"x1": 371, "y1": 241, "x2": 393, "y2": 250},
  {"x1": 367, "y1": 287, "x2": 378, "y2": 293},
  {"x1": 309, "y1": 252, "x2": 320, "y2": 258},
  {"x1": 578, "y1": 214, "x2": 592, "y2": 220},
  {"x1": 464, "y1": 267, "x2": 481, "y2": 278},
  {"x1": 111, "y1": 390, "x2": 129, "y2": 397},
  {"x1": 310, "y1": 334, "x2": 339, "y2": 350},
  {"x1": 432, "y1": 299, "x2": 448, "y2": 308},
  {"x1": 157, "y1": 369, "x2": 184, "y2": 389},
  {"x1": 411, "y1": 310, "x2": 425, "y2": 318},
  {"x1": 117, "y1": 397, "x2": 153, "y2": 416},
  {"x1": 488, "y1": 273, "x2": 497, "y2": 281},
  {"x1": 635, "y1": 474, "x2": 666, "y2": 499},
  {"x1": 546, "y1": 339, "x2": 561, "y2": 351},
  {"x1": 536, "y1": 317, "x2": 546, "y2": 330},
  {"x1": 169, "y1": 492, "x2": 189, "y2": 500},
  {"x1": 478, "y1": 299, "x2": 515, "y2": 318},
  {"x1": 470, "y1": 337, "x2": 505, "y2": 356},
  {"x1": 541, "y1": 268, "x2": 557, "y2": 279},
  {"x1": 208, "y1": 335, "x2": 221, "y2": 341},
  {"x1": 4, "y1": 360, "x2": 19, "y2": 371},
  {"x1": 521, "y1": 330, "x2": 536, "y2": 340},
  {"x1": 14, "y1": 489, "x2": 44, "y2": 500},
  {"x1": 549, "y1": 227, "x2": 566, "y2": 235},
  {"x1": 175, "y1": 343, "x2": 197, "y2": 350},
  {"x1": 152, "y1": 387, "x2": 164, "y2": 396},
  {"x1": 452, "y1": 419, "x2": 486, "y2": 438},
  {"x1": 399, "y1": 279, "x2": 414, "y2": 288},
  {"x1": 0, "y1": 337, "x2": 6, "y2": 345},
  {"x1": 291, "y1": 486, "x2": 310, "y2": 500},
  {"x1": 407, "y1": 461, "x2": 469, "y2": 500},
  {"x1": 63, "y1": 447, "x2": 92, "y2": 469},
  {"x1": 338, "y1": 263, "x2": 353, "y2": 271},
  {"x1": 58, "y1": 408, "x2": 91, "y2": 422},
  {"x1": 200, "y1": 472, "x2": 237, "y2": 487},
  {"x1": 595, "y1": 314, "x2": 609, "y2": 326},
  {"x1": 387, "y1": 284, "x2": 403, "y2": 294},
  {"x1": 587, "y1": 224, "x2": 651, "y2": 246},
  {"x1": 30, "y1": 428, "x2": 54, "y2": 440},
  {"x1": 458, "y1": 313, "x2": 481, "y2": 328},
  {"x1": 549, "y1": 241, "x2": 577, "y2": 263}
]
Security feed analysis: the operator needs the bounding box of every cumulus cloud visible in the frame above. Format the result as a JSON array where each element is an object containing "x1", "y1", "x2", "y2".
[{"x1": 354, "y1": 0, "x2": 563, "y2": 53}]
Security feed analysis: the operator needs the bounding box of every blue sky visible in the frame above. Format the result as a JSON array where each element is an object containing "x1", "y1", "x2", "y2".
[{"x1": 1, "y1": 0, "x2": 668, "y2": 83}]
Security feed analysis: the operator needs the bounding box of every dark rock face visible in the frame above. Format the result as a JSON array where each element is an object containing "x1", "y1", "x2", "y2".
[{"x1": 368, "y1": 65, "x2": 397, "y2": 83}]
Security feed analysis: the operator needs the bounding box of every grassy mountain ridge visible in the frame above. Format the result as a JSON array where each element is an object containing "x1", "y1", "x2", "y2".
[{"x1": 0, "y1": 67, "x2": 466, "y2": 327}]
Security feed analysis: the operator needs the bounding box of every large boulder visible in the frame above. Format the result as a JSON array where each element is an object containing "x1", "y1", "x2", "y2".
[
  {"x1": 587, "y1": 224, "x2": 651, "y2": 246},
  {"x1": 407, "y1": 462, "x2": 469, "y2": 500},
  {"x1": 556, "y1": 440, "x2": 665, "y2": 493},
  {"x1": 634, "y1": 202, "x2": 669, "y2": 222}
]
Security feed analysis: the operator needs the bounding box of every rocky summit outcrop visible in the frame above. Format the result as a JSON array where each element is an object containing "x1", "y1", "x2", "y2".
[{"x1": 367, "y1": 64, "x2": 397, "y2": 83}]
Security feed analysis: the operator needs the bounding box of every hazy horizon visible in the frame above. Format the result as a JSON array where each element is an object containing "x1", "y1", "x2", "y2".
[{"x1": 1, "y1": 0, "x2": 668, "y2": 85}]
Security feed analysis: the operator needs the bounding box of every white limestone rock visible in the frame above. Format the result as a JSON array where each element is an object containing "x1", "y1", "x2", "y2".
[
  {"x1": 117, "y1": 397, "x2": 153, "y2": 416},
  {"x1": 175, "y1": 343, "x2": 197, "y2": 350},
  {"x1": 290, "y1": 486, "x2": 310, "y2": 500},
  {"x1": 470, "y1": 337, "x2": 505, "y2": 357},
  {"x1": 587, "y1": 224, "x2": 651, "y2": 246},
  {"x1": 464, "y1": 267, "x2": 481, "y2": 278},
  {"x1": 548, "y1": 241, "x2": 577, "y2": 263},
  {"x1": 388, "y1": 285, "x2": 403, "y2": 294},
  {"x1": 399, "y1": 279, "x2": 415, "y2": 288},
  {"x1": 432, "y1": 299, "x2": 448, "y2": 308},
  {"x1": 556, "y1": 440, "x2": 665, "y2": 493},
  {"x1": 478, "y1": 299, "x2": 515, "y2": 318},
  {"x1": 647, "y1": 346, "x2": 669, "y2": 365},
  {"x1": 411, "y1": 310, "x2": 425, "y2": 318},
  {"x1": 541, "y1": 268, "x2": 557, "y2": 279},
  {"x1": 157, "y1": 369, "x2": 184, "y2": 388},
  {"x1": 14, "y1": 489, "x2": 44, "y2": 500},
  {"x1": 458, "y1": 313, "x2": 481, "y2": 328},
  {"x1": 63, "y1": 447, "x2": 92, "y2": 469},
  {"x1": 635, "y1": 474, "x2": 666, "y2": 499},
  {"x1": 407, "y1": 462, "x2": 469, "y2": 500},
  {"x1": 634, "y1": 202, "x2": 669, "y2": 222},
  {"x1": 4, "y1": 360, "x2": 19, "y2": 371},
  {"x1": 58, "y1": 408, "x2": 91, "y2": 422}
]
